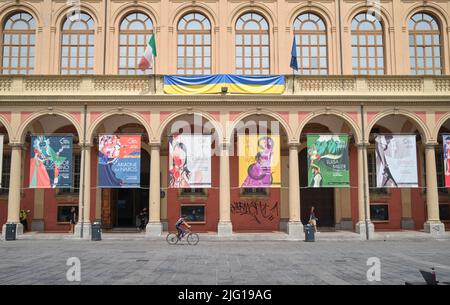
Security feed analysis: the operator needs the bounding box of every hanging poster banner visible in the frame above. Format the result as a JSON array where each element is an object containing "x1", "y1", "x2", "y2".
[
  {"x1": 238, "y1": 135, "x2": 281, "y2": 188},
  {"x1": 307, "y1": 135, "x2": 349, "y2": 187},
  {"x1": 443, "y1": 135, "x2": 450, "y2": 187},
  {"x1": 98, "y1": 134, "x2": 141, "y2": 188},
  {"x1": 0, "y1": 135, "x2": 3, "y2": 188},
  {"x1": 29, "y1": 135, "x2": 73, "y2": 188},
  {"x1": 168, "y1": 134, "x2": 211, "y2": 188},
  {"x1": 375, "y1": 135, "x2": 418, "y2": 187}
]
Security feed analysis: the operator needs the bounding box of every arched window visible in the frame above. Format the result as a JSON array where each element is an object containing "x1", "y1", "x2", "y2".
[
  {"x1": 293, "y1": 13, "x2": 327, "y2": 75},
  {"x1": 409, "y1": 13, "x2": 442, "y2": 75},
  {"x1": 61, "y1": 13, "x2": 95, "y2": 75},
  {"x1": 119, "y1": 12, "x2": 153, "y2": 75},
  {"x1": 1, "y1": 12, "x2": 35, "y2": 75},
  {"x1": 177, "y1": 12, "x2": 211, "y2": 75},
  {"x1": 351, "y1": 13, "x2": 385, "y2": 75},
  {"x1": 235, "y1": 13, "x2": 269, "y2": 75}
]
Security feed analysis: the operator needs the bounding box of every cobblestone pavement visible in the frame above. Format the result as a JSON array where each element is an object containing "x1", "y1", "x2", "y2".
[{"x1": 1, "y1": 239, "x2": 449, "y2": 285}]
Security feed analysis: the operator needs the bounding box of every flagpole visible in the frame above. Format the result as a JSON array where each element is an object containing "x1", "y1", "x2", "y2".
[
  {"x1": 292, "y1": 69, "x2": 295, "y2": 94},
  {"x1": 153, "y1": 57, "x2": 156, "y2": 94}
]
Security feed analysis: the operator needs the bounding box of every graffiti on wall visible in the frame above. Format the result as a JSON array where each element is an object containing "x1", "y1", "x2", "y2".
[{"x1": 231, "y1": 201, "x2": 279, "y2": 224}]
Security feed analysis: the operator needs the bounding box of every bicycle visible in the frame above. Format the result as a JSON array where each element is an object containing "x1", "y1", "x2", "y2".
[{"x1": 166, "y1": 228, "x2": 199, "y2": 245}]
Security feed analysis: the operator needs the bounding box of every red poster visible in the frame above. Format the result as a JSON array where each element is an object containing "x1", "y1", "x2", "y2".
[{"x1": 444, "y1": 135, "x2": 450, "y2": 187}]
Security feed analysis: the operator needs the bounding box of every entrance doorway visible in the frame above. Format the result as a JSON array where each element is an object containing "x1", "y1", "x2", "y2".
[
  {"x1": 299, "y1": 148, "x2": 335, "y2": 230},
  {"x1": 102, "y1": 148, "x2": 150, "y2": 230},
  {"x1": 111, "y1": 188, "x2": 149, "y2": 227}
]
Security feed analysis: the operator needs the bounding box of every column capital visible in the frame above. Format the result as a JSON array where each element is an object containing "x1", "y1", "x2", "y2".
[
  {"x1": 79, "y1": 142, "x2": 93, "y2": 150},
  {"x1": 356, "y1": 141, "x2": 370, "y2": 149},
  {"x1": 149, "y1": 142, "x2": 161, "y2": 150},
  {"x1": 288, "y1": 142, "x2": 300, "y2": 150},
  {"x1": 424, "y1": 142, "x2": 439, "y2": 149},
  {"x1": 8, "y1": 142, "x2": 24, "y2": 150},
  {"x1": 219, "y1": 142, "x2": 231, "y2": 152}
]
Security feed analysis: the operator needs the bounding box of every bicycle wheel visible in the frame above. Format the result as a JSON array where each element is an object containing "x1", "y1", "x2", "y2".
[
  {"x1": 166, "y1": 233, "x2": 179, "y2": 245},
  {"x1": 187, "y1": 233, "x2": 199, "y2": 245}
]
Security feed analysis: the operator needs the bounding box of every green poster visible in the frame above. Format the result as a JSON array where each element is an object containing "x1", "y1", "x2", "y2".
[{"x1": 307, "y1": 135, "x2": 349, "y2": 187}]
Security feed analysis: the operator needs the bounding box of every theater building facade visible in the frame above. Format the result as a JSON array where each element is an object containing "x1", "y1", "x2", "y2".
[{"x1": 1, "y1": 0, "x2": 450, "y2": 239}]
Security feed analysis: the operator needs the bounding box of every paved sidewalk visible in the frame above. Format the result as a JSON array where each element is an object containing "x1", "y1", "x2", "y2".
[
  {"x1": 0, "y1": 239, "x2": 449, "y2": 285},
  {"x1": 11, "y1": 230, "x2": 450, "y2": 241}
]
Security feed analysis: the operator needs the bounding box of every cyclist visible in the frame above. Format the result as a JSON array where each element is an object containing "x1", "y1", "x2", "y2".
[{"x1": 175, "y1": 215, "x2": 191, "y2": 239}]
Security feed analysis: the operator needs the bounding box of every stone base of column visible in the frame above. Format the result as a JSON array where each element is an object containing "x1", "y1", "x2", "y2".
[
  {"x1": 287, "y1": 221, "x2": 304, "y2": 240},
  {"x1": 401, "y1": 218, "x2": 415, "y2": 230},
  {"x1": 335, "y1": 218, "x2": 353, "y2": 231},
  {"x1": 31, "y1": 219, "x2": 44, "y2": 232},
  {"x1": 145, "y1": 222, "x2": 163, "y2": 237},
  {"x1": 355, "y1": 221, "x2": 375, "y2": 239},
  {"x1": 217, "y1": 222, "x2": 233, "y2": 236},
  {"x1": 161, "y1": 220, "x2": 169, "y2": 232},
  {"x1": 74, "y1": 222, "x2": 91, "y2": 239},
  {"x1": 424, "y1": 221, "x2": 445, "y2": 236},
  {"x1": 1, "y1": 223, "x2": 24, "y2": 239},
  {"x1": 279, "y1": 218, "x2": 289, "y2": 232}
]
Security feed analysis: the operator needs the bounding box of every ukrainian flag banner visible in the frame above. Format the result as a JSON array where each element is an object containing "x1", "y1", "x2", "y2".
[{"x1": 163, "y1": 74, "x2": 285, "y2": 94}]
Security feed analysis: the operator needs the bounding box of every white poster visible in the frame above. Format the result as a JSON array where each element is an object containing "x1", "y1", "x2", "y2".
[
  {"x1": 168, "y1": 134, "x2": 211, "y2": 188},
  {"x1": 375, "y1": 135, "x2": 418, "y2": 187},
  {"x1": 0, "y1": 135, "x2": 3, "y2": 188}
]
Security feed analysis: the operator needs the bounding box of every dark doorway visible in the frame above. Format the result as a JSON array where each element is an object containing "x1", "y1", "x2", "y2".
[
  {"x1": 299, "y1": 148, "x2": 335, "y2": 229},
  {"x1": 109, "y1": 148, "x2": 150, "y2": 228}
]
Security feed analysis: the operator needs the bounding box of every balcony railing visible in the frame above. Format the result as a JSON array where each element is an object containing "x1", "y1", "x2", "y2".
[{"x1": 0, "y1": 75, "x2": 449, "y2": 97}]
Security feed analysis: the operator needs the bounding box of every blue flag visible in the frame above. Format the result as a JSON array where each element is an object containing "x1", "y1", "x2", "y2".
[{"x1": 290, "y1": 36, "x2": 298, "y2": 71}]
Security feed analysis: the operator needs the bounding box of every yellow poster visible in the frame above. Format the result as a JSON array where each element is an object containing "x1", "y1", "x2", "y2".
[{"x1": 238, "y1": 135, "x2": 281, "y2": 188}]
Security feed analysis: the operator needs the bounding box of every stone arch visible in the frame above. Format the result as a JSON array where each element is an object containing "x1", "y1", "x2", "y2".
[
  {"x1": 228, "y1": 109, "x2": 293, "y2": 144},
  {"x1": 287, "y1": 2, "x2": 335, "y2": 30},
  {"x1": 344, "y1": 2, "x2": 394, "y2": 29},
  {"x1": 0, "y1": 114, "x2": 13, "y2": 142},
  {"x1": 171, "y1": 2, "x2": 218, "y2": 29},
  {"x1": 87, "y1": 110, "x2": 153, "y2": 144},
  {"x1": 112, "y1": 2, "x2": 160, "y2": 29},
  {"x1": 403, "y1": 3, "x2": 449, "y2": 30},
  {"x1": 433, "y1": 112, "x2": 450, "y2": 141},
  {"x1": 296, "y1": 110, "x2": 362, "y2": 144},
  {"x1": 229, "y1": 2, "x2": 276, "y2": 29},
  {"x1": 157, "y1": 109, "x2": 223, "y2": 143},
  {"x1": 52, "y1": 2, "x2": 100, "y2": 30},
  {"x1": 366, "y1": 109, "x2": 431, "y2": 143},
  {"x1": 17, "y1": 110, "x2": 83, "y2": 143},
  {"x1": 0, "y1": 2, "x2": 42, "y2": 29}
]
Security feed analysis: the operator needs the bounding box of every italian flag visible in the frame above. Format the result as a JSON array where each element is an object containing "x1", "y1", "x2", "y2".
[{"x1": 139, "y1": 33, "x2": 157, "y2": 71}]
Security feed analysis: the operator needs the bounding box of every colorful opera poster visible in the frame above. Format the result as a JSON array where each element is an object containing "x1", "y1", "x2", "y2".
[
  {"x1": 238, "y1": 135, "x2": 281, "y2": 188},
  {"x1": 29, "y1": 135, "x2": 72, "y2": 188},
  {"x1": 443, "y1": 135, "x2": 450, "y2": 187},
  {"x1": 375, "y1": 135, "x2": 418, "y2": 188},
  {"x1": 307, "y1": 135, "x2": 349, "y2": 188},
  {"x1": 98, "y1": 134, "x2": 141, "y2": 188},
  {"x1": 0, "y1": 135, "x2": 3, "y2": 188},
  {"x1": 168, "y1": 134, "x2": 211, "y2": 188}
]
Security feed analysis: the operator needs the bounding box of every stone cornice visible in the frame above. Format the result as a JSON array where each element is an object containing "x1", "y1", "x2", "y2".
[{"x1": 0, "y1": 94, "x2": 449, "y2": 106}]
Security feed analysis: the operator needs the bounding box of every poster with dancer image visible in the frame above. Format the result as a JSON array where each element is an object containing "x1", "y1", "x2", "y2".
[
  {"x1": 375, "y1": 135, "x2": 418, "y2": 188},
  {"x1": 168, "y1": 134, "x2": 211, "y2": 188},
  {"x1": 238, "y1": 135, "x2": 281, "y2": 188},
  {"x1": 443, "y1": 135, "x2": 450, "y2": 187},
  {"x1": 29, "y1": 135, "x2": 73, "y2": 188},
  {"x1": 307, "y1": 135, "x2": 349, "y2": 187},
  {"x1": 98, "y1": 134, "x2": 141, "y2": 188}
]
